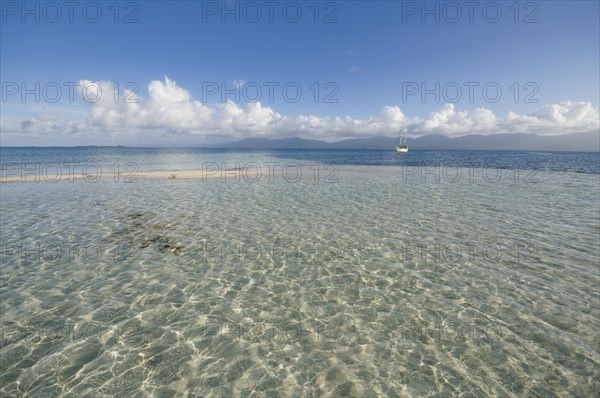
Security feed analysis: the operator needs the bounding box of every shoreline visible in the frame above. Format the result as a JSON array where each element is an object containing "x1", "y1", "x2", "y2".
[{"x1": 1, "y1": 164, "x2": 598, "y2": 183}]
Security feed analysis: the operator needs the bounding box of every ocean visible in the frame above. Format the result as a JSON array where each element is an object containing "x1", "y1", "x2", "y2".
[{"x1": 1, "y1": 148, "x2": 599, "y2": 397}]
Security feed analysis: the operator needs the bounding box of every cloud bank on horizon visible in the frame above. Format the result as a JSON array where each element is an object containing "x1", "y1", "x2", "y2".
[{"x1": 2, "y1": 77, "x2": 599, "y2": 145}]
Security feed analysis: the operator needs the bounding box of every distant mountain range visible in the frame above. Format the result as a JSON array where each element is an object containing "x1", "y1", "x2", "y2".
[{"x1": 216, "y1": 130, "x2": 600, "y2": 152}]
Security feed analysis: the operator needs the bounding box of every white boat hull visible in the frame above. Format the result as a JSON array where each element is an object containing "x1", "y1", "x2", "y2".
[{"x1": 395, "y1": 146, "x2": 408, "y2": 153}]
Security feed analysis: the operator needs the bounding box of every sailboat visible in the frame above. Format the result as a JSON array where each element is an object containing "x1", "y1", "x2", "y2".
[{"x1": 395, "y1": 127, "x2": 408, "y2": 152}]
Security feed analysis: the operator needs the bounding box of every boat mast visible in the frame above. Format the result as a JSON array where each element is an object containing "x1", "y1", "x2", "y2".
[{"x1": 397, "y1": 127, "x2": 406, "y2": 147}]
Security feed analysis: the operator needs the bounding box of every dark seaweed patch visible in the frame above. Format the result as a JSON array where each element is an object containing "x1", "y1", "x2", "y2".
[{"x1": 116, "y1": 212, "x2": 185, "y2": 256}]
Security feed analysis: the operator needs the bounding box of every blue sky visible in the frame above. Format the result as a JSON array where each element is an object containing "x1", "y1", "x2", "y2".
[{"x1": 1, "y1": 0, "x2": 599, "y2": 146}]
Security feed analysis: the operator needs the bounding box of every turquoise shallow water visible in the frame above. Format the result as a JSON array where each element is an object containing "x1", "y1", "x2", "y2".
[{"x1": 1, "y1": 150, "x2": 599, "y2": 397}]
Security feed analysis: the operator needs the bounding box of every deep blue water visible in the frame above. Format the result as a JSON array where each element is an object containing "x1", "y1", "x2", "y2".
[{"x1": 1, "y1": 147, "x2": 599, "y2": 174}]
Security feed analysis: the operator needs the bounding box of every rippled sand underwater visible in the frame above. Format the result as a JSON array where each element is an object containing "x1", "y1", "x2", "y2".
[{"x1": 1, "y1": 164, "x2": 599, "y2": 397}]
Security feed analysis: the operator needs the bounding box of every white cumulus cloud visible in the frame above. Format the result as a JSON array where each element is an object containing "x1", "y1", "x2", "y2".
[{"x1": 3, "y1": 77, "x2": 599, "y2": 144}]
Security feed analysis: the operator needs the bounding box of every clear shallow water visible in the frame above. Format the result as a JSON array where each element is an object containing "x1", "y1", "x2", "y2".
[{"x1": 0, "y1": 149, "x2": 599, "y2": 397}]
